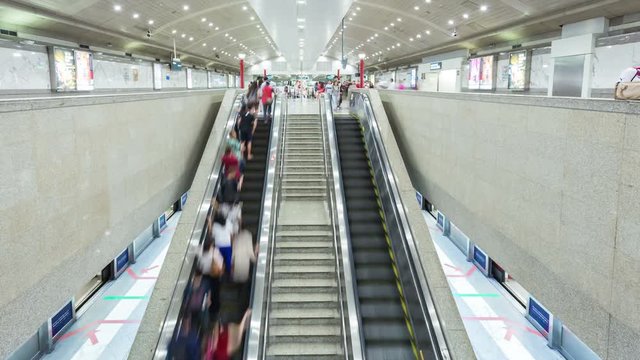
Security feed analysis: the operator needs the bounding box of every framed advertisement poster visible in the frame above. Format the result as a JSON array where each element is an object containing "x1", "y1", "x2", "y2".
[
  {"x1": 508, "y1": 51, "x2": 528, "y2": 90},
  {"x1": 468, "y1": 55, "x2": 495, "y2": 90},
  {"x1": 51, "y1": 47, "x2": 77, "y2": 91},
  {"x1": 74, "y1": 50, "x2": 94, "y2": 91}
]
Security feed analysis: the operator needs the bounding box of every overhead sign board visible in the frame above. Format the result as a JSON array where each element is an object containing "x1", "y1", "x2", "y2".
[{"x1": 430, "y1": 62, "x2": 442, "y2": 71}]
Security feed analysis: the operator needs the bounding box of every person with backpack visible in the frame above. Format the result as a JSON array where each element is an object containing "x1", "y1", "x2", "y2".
[
  {"x1": 211, "y1": 211, "x2": 234, "y2": 273},
  {"x1": 231, "y1": 229, "x2": 256, "y2": 283},
  {"x1": 239, "y1": 102, "x2": 258, "y2": 160},
  {"x1": 185, "y1": 269, "x2": 211, "y2": 329}
]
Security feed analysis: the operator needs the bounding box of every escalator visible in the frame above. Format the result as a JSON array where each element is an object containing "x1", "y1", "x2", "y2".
[
  {"x1": 218, "y1": 118, "x2": 272, "y2": 326},
  {"x1": 335, "y1": 115, "x2": 416, "y2": 360}
]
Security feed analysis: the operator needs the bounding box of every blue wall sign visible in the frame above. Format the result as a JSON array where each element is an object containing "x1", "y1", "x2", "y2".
[
  {"x1": 416, "y1": 191, "x2": 423, "y2": 208},
  {"x1": 158, "y1": 213, "x2": 167, "y2": 232},
  {"x1": 436, "y1": 211, "x2": 445, "y2": 230},
  {"x1": 115, "y1": 248, "x2": 129, "y2": 275},
  {"x1": 50, "y1": 300, "x2": 74, "y2": 339},
  {"x1": 473, "y1": 245, "x2": 488, "y2": 274},
  {"x1": 528, "y1": 297, "x2": 552, "y2": 337},
  {"x1": 181, "y1": 192, "x2": 188, "y2": 208}
]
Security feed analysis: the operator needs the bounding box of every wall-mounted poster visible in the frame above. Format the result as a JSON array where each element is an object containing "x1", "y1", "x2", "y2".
[
  {"x1": 468, "y1": 55, "x2": 495, "y2": 90},
  {"x1": 508, "y1": 51, "x2": 527, "y2": 90},
  {"x1": 74, "y1": 50, "x2": 94, "y2": 90},
  {"x1": 52, "y1": 47, "x2": 76, "y2": 91},
  {"x1": 153, "y1": 63, "x2": 163, "y2": 89}
]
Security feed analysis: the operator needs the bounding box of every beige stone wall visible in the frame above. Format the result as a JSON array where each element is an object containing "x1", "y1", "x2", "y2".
[
  {"x1": 378, "y1": 90, "x2": 640, "y2": 360},
  {"x1": 0, "y1": 90, "x2": 225, "y2": 357}
]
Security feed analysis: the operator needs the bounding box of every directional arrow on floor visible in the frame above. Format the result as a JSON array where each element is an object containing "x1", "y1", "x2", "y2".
[
  {"x1": 446, "y1": 265, "x2": 476, "y2": 278},
  {"x1": 59, "y1": 319, "x2": 141, "y2": 345},
  {"x1": 126, "y1": 268, "x2": 157, "y2": 280},
  {"x1": 141, "y1": 265, "x2": 159, "y2": 274}
]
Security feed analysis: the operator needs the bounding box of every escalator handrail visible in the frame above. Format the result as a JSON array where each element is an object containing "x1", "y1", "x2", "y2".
[
  {"x1": 153, "y1": 92, "x2": 244, "y2": 359},
  {"x1": 321, "y1": 95, "x2": 365, "y2": 359},
  {"x1": 351, "y1": 91, "x2": 451, "y2": 360},
  {"x1": 245, "y1": 95, "x2": 286, "y2": 360}
]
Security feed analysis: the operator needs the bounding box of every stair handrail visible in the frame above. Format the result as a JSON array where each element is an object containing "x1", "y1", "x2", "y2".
[
  {"x1": 245, "y1": 95, "x2": 286, "y2": 360},
  {"x1": 320, "y1": 95, "x2": 365, "y2": 360}
]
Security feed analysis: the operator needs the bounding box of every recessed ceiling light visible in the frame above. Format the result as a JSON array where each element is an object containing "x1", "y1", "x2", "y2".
[
  {"x1": 414, "y1": 6, "x2": 419, "y2": 10},
  {"x1": 181, "y1": 33, "x2": 186, "y2": 38},
  {"x1": 409, "y1": 38, "x2": 413, "y2": 41},
  {"x1": 463, "y1": 13, "x2": 469, "y2": 19},
  {"x1": 426, "y1": 0, "x2": 431, "y2": 2},
  {"x1": 209, "y1": 22, "x2": 213, "y2": 27},
  {"x1": 392, "y1": 45, "x2": 395, "y2": 48},
  {"x1": 397, "y1": 17, "x2": 402, "y2": 21},
  {"x1": 250, "y1": 16, "x2": 255, "y2": 20},
  {"x1": 171, "y1": 29, "x2": 177, "y2": 34},
  {"x1": 387, "y1": 47, "x2": 390, "y2": 50},
  {"x1": 242, "y1": 5, "x2": 247, "y2": 10},
  {"x1": 396, "y1": 43, "x2": 400, "y2": 46},
  {"x1": 148, "y1": 19, "x2": 154, "y2": 25},
  {"x1": 215, "y1": 26, "x2": 219, "y2": 30},
  {"x1": 357, "y1": 6, "x2": 361, "y2": 10},
  {"x1": 390, "y1": 23, "x2": 395, "y2": 26},
  {"x1": 352, "y1": 12, "x2": 357, "y2": 16},
  {"x1": 480, "y1": 5, "x2": 488, "y2": 11},
  {"x1": 225, "y1": 33, "x2": 229, "y2": 37},
  {"x1": 183, "y1": 4, "x2": 189, "y2": 10},
  {"x1": 189, "y1": 37, "x2": 193, "y2": 40},
  {"x1": 201, "y1": 17, "x2": 206, "y2": 22},
  {"x1": 349, "y1": 17, "x2": 353, "y2": 21},
  {"x1": 132, "y1": 13, "x2": 139, "y2": 19},
  {"x1": 416, "y1": 34, "x2": 421, "y2": 38},
  {"x1": 114, "y1": 4, "x2": 122, "y2": 11},
  {"x1": 213, "y1": 47, "x2": 217, "y2": 50},
  {"x1": 426, "y1": 30, "x2": 431, "y2": 34},
  {"x1": 448, "y1": 20, "x2": 454, "y2": 25},
  {"x1": 384, "y1": 26, "x2": 388, "y2": 30}
]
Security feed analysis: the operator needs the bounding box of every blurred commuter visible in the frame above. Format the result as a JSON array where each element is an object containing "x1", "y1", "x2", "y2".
[
  {"x1": 332, "y1": 80, "x2": 340, "y2": 109},
  {"x1": 212, "y1": 211, "x2": 234, "y2": 273},
  {"x1": 244, "y1": 81, "x2": 258, "y2": 106},
  {"x1": 221, "y1": 146, "x2": 239, "y2": 176},
  {"x1": 261, "y1": 80, "x2": 274, "y2": 123},
  {"x1": 204, "y1": 309, "x2": 252, "y2": 360},
  {"x1": 231, "y1": 229, "x2": 257, "y2": 283},
  {"x1": 227, "y1": 130, "x2": 244, "y2": 173},
  {"x1": 185, "y1": 269, "x2": 211, "y2": 329},
  {"x1": 169, "y1": 316, "x2": 201, "y2": 360},
  {"x1": 217, "y1": 166, "x2": 241, "y2": 205},
  {"x1": 239, "y1": 102, "x2": 258, "y2": 160}
]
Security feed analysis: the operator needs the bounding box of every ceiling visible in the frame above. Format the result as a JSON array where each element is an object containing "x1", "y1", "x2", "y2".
[
  {"x1": 0, "y1": 0, "x2": 278, "y2": 71},
  {"x1": 323, "y1": 0, "x2": 640, "y2": 69},
  {"x1": 1, "y1": 0, "x2": 640, "y2": 73},
  {"x1": 248, "y1": 0, "x2": 353, "y2": 72}
]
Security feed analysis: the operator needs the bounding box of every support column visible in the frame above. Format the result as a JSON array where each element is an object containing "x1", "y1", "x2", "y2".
[
  {"x1": 359, "y1": 53, "x2": 365, "y2": 88},
  {"x1": 263, "y1": 68, "x2": 267, "y2": 78},
  {"x1": 239, "y1": 53, "x2": 246, "y2": 89},
  {"x1": 337, "y1": 69, "x2": 340, "y2": 81}
]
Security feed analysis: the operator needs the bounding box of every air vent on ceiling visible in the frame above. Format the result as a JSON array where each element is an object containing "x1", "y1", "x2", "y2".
[
  {"x1": 79, "y1": 44, "x2": 90, "y2": 49},
  {"x1": 0, "y1": 29, "x2": 18, "y2": 37},
  {"x1": 125, "y1": 52, "x2": 132, "y2": 57}
]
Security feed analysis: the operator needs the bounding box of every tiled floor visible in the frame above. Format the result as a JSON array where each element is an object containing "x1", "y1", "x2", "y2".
[
  {"x1": 43, "y1": 213, "x2": 181, "y2": 360},
  {"x1": 422, "y1": 212, "x2": 565, "y2": 360}
]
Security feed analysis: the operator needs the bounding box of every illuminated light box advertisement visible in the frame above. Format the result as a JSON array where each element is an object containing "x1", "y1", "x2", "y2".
[
  {"x1": 74, "y1": 50, "x2": 94, "y2": 91},
  {"x1": 468, "y1": 55, "x2": 495, "y2": 90},
  {"x1": 53, "y1": 47, "x2": 77, "y2": 91},
  {"x1": 508, "y1": 51, "x2": 527, "y2": 90}
]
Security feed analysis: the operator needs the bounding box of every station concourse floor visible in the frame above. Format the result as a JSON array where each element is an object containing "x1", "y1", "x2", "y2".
[
  {"x1": 43, "y1": 212, "x2": 181, "y2": 360},
  {"x1": 422, "y1": 212, "x2": 565, "y2": 360}
]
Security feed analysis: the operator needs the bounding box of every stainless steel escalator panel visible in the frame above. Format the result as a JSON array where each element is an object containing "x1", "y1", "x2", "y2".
[{"x1": 350, "y1": 92, "x2": 451, "y2": 360}]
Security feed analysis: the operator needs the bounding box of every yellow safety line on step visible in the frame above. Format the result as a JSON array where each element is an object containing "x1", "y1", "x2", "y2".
[{"x1": 356, "y1": 126, "x2": 420, "y2": 360}]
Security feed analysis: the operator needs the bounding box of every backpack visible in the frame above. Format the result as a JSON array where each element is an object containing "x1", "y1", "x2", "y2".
[
  {"x1": 615, "y1": 82, "x2": 640, "y2": 100},
  {"x1": 188, "y1": 285, "x2": 206, "y2": 313},
  {"x1": 217, "y1": 178, "x2": 238, "y2": 204}
]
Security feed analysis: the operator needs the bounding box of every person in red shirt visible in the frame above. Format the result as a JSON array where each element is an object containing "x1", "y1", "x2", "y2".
[
  {"x1": 261, "y1": 81, "x2": 274, "y2": 123},
  {"x1": 221, "y1": 146, "x2": 238, "y2": 176}
]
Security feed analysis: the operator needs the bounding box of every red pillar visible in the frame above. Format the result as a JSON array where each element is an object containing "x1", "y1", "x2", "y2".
[
  {"x1": 239, "y1": 59, "x2": 245, "y2": 89},
  {"x1": 359, "y1": 59, "x2": 364, "y2": 88},
  {"x1": 263, "y1": 68, "x2": 267, "y2": 77},
  {"x1": 337, "y1": 69, "x2": 340, "y2": 80}
]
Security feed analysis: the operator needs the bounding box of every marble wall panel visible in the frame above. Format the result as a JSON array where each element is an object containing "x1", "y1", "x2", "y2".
[
  {"x1": 191, "y1": 69, "x2": 208, "y2": 88},
  {"x1": 161, "y1": 65, "x2": 187, "y2": 88},
  {"x1": 0, "y1": 47, "x2": 50, "y2": 91},
  {"x1": 93, "y1": 59, "x2": 153, "y2": 89}
]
